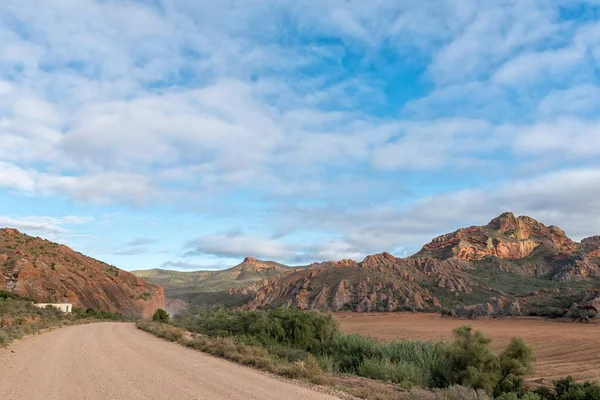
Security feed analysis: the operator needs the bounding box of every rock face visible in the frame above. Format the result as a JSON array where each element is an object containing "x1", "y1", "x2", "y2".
[
  {"x1": 239, "y1": 253, "x2": 468, "y2": 313},
  {"x1": 238, "y1": 212, "x2": 600, "y2": 313},
  {"x1": 417, "y1": 212, "x2": 577, "y2": 261},
  {"x1": 0, "y1": 229, "x2": 164, "y2": 317}
]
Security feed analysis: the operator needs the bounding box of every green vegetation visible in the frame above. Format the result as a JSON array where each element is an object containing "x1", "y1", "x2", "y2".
[
  {"x1": 152, "y1": 308, "x2": 169, "y2": 323},
  {"x1": 531, "y1": 376, "x2": 600, "y2": 400},
  {"x1": 136, "y1": 308, "x2": 546, "y2": 399},
  {"x1": 132, "y1": 265, "x2": 289, "y2": 294},
  {"x1": 176, "y1": 291, "x2": 250, "y2": 313},
  {"x1": 0, "y1": 291, "x2": 129, "y2": 347}
]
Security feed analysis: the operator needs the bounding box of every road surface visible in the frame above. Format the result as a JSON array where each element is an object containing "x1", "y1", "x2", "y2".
[{"x1": 0, "y1": 323, "x2": 340, "y2": 400}]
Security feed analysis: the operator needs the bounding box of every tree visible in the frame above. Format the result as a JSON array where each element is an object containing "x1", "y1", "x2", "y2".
[
  {"x1": 495, "y1": 337, "x2": 535, "y2": 396},
  {"x1": 444, "y1": 325, "x2": 500, "y2": 394},
  {"x1": 152, "y1": 309, "x2": 169, "y2": 323}
]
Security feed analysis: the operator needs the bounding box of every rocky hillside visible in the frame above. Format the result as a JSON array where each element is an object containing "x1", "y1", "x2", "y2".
[
  {"x1": 0, "y1": 228, "x2": 165, "y2": 317},
  {"x1": 238, "y1": 213, "x2": 600, "y2": 314},
  {"x1": 133, "y1": 257, "x2": 299, "y2": 296}
]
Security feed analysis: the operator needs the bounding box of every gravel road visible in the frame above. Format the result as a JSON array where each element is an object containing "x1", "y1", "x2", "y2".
[{"x1": 0, "y1": 322, "x2": 340, "y2": 400}]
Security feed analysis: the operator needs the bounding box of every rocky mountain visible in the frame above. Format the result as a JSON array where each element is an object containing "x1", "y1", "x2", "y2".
[
  {"x1": 238, "y1": 212, "x2": 600, "y2": 314},
  {"x1": 0, "y1": 228, "x2": 164, "y2": 317}
]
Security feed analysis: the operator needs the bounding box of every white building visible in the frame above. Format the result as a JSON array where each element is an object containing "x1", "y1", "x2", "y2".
[{"x1": 33, "y1": 303, "x2": 73, "y2": 313}]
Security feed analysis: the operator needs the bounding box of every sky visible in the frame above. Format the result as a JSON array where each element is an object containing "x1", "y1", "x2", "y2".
[{"x1": 1, "y1": 0, "x2": 600, "y2": 271}]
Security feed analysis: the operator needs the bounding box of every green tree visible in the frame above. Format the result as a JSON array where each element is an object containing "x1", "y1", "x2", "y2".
[
  {"x1": 152, "y1": 309, "x2": 169, "y2": 323},
  {"x1": 495, "y1": 337, "x2": 535, "y2": 396},
  {"x1": 444, "y1": 326, "x2": 500, "y2": 394}
]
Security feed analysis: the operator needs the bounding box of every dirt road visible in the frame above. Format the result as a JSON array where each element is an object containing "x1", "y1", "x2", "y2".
[
  {"x1": 337, "y1": 312, "x2": 600, "y2": 383},
  {"x1": 0, "y1": 323, "x2": 339, "y2": 400}
]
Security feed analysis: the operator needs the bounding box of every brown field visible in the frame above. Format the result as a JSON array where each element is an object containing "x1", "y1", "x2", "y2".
[{"x1": 336, "y1": 312, "x2": 600, "y2": 384}]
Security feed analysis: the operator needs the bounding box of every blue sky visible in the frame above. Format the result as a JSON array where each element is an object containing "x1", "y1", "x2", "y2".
[{"x1": 2, "y1": 0, "x2": 600, "y2": 271}]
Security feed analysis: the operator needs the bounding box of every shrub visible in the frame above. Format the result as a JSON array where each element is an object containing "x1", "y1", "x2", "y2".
[
  {"x1": 495, "y1": 338, "x2": 535, "y2": 396},
  {"x1": 444, "y1": 326, "x2": 500, "y2": 393},
  {"x1": 538, "y1": 376, "x2": 600, "y2": 400},
  {"x1": 280, "y1": 354, "x2": 325, "y2": 384},
  {"x1": 407, "y1": 385, "x2": 490, "y2": 400},
  {"x1": 174, "y1": 307, "x2": 339, "y2": 353},
  {"x1": 441, "y1": 326, "x2": 533, "y2": 396},
  {"x1": 152, "y1": 309, "x2": 169, "y2": 323},
  {"x1": 137, "y1": 320, "x2": 184, "y2": 342},
  {"x1": 495, "y1": 392, "x2": 541, "y2": 400}
]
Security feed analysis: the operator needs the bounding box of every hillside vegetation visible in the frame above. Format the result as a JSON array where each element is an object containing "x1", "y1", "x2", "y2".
[
  {"x1": 133, "y1": 257, "x2": 298, "y2": 295},
  {"x1": 0, "y1": 291, "x2": 127, "y2": 347}
]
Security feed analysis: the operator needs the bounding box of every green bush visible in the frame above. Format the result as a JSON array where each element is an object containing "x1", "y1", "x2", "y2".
[
  {"x1": 444, "y1": 326, "x2": 500, "y2": 393},
  {"x1": 174, "y1": 307, "x2": 338, "y2": 353},
  {"x1": 535, "y1": 376, "x2": 600, "y2": 400},
  {"x1": 495, "y1": 338, "x2": 535, "y2": 396},
  {"x1": 152, "y1": 309, "x2": 169, "y2": 323},
  {"x1": 443, "y1": 326, "x2": 534, "y2": 396}
]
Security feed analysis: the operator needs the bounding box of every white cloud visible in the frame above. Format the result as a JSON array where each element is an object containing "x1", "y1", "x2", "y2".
[
  {"x1": 0, "y1": 215, "x2": 93, "y2": 238},
  {"x1": 2, "y1": 0, "x2": 600, "y2": 267},
  {"x1": 538, "y1": 85, "x2": 600, "y2": 117},
  {"x1": 187, "y1": 232, "x2": 294, "y2": 261},
  {"x1": 512, "y1": 117, "x2": 600, "y2": 158}
]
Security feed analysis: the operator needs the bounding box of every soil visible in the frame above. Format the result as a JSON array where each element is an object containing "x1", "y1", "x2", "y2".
[{"x1": 336, "y1": 312, "x2": 600, "y2": 384}]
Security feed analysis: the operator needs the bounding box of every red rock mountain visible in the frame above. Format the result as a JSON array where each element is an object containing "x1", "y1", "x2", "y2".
[
  {"x1": 238, "y1": 212, "x2": 600, "y2": 314},
  {"x1": 416, "y1": 212, "x2": 577, "y2": 261},
  {"x1": 0, "y1": 228, "x2": 165, "y2": 317}
]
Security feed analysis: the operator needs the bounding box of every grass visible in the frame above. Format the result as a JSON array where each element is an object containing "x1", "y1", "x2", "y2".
[{"x1": 324, "y1": 333, "x2": 448, "y2": 388}]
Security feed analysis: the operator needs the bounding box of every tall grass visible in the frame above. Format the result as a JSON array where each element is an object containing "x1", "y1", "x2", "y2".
[{"x1": 326, "y1": 333, "x2": 448, "y2": 387}]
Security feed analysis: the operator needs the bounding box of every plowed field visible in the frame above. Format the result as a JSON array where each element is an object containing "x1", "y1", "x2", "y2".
[{"x1": 336, "y1": 312, "x2": 600, "y2": 384}]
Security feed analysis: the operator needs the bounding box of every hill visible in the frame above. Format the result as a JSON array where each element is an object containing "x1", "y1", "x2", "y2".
[
  {"x1": 133, "y1": 257, "x2": 297, "y2": 295},
  {"x1": 0, "y1": 228, "x2": 164, "y2": 317},
  {"x1": 238, "y1": 212, "x2": 600, "y2": 315}
]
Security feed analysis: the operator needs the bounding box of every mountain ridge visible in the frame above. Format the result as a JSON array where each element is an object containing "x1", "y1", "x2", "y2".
[{"x1": 235, "y1": 212, "x2": 600, "y2": 314}]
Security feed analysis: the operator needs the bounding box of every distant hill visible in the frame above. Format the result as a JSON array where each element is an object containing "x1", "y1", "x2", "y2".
[
  {"x1": 0, "y1": 228, "x2": 164, "y2": 317},
  {"x1": 237, "y1": 212, "x2": 600, "y2": 316},
  {"x1": 132, "y1": 257, "x2": 302, "y2": 309}
]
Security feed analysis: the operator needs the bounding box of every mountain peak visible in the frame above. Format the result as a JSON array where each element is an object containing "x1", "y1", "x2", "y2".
[
  {"x1": 417, "y1": 212, "x2": 577, "y2": 261},
  {"x1": 486, "y1": 212, "x2": 519, "y2": 233},
  {"x1": 243, "y1": 256, "x2": 258, "y2": 264}
]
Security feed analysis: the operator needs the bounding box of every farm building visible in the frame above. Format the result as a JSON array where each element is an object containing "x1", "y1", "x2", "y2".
[{"x1": 33, "y1": 303, "x2": 73, "y2": 313}]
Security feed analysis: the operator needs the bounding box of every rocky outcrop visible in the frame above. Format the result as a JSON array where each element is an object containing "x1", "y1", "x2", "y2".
[
  {"x1": 450, "y1": 297, "x2": 523, "y2": 318},
  {"x1": 0, "y1": 228, "x2": 165, "y2": 317},
  {"x1": 240, "y1": 255, "x2": 460, "y2": 313}
]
